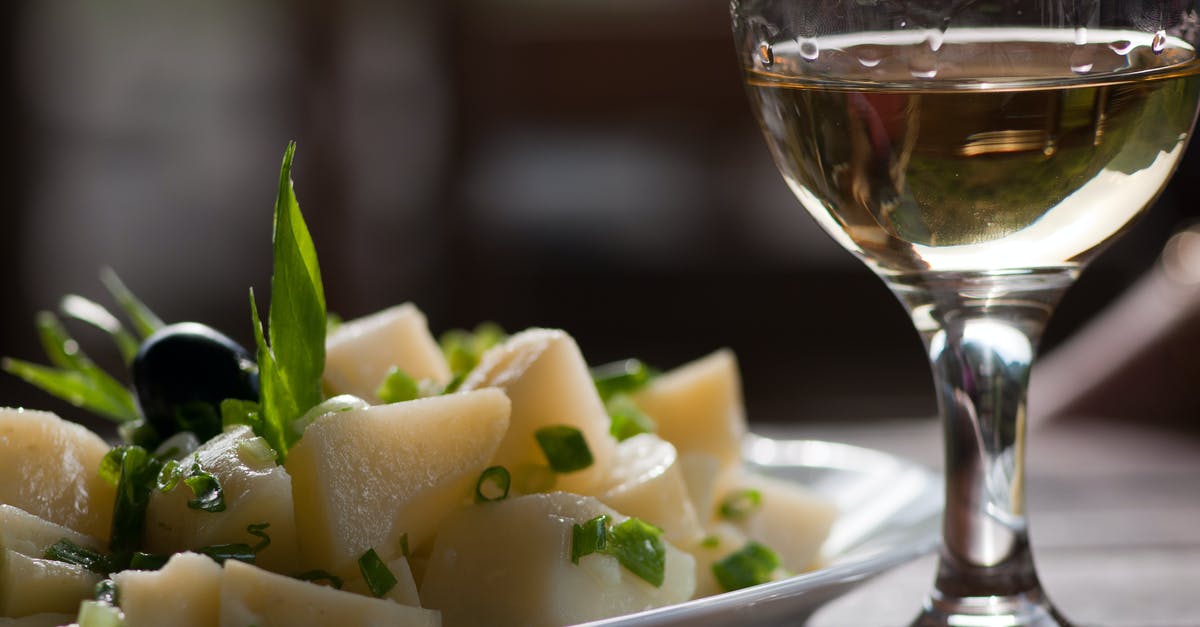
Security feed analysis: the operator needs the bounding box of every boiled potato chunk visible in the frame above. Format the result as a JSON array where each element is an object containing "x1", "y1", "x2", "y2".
[
  {"x1": 718, "y1": 471, "x2": 837, "y2": 573},
  {"x1": 0, "y1": 408, "x2": 114, "y2": 540},
  {"x1": 220, "y1": 559, "x2": 440, "y2": 627},
  {"x1": 460, "y1": 329, "x2": 616, "y2": 494},
  {"x1": 112, "y1": 552, "x2": 221, "y2": 627},
  {"x1": 677, "y1": 452, "x2": 726, "y2": 526},
  {"x1": 144, "y1": 425, "x2": 300, "y2": 574},
  {"x1": 631, "y1": 350, "x2": 747, "y2": 469},
  {"x1": 0, "y1": 549, "x2": 98, "y2": 617},
  {"x1": 324, "y1": 303, "x2": 452, "y2": 402},
  {"x1": 344, "y1": 556, "x2": 421, "y2": 608},
  {"x1": 684, "y1": 522, "x2": 753, "y2": 598},
  {"x1": 286, "y1": 389, "x2": 510, "y2": 575},
  {"x1": 420, "y1": 492, "x2": 695, "y2": 627},
  {"x1": 595, "y1": 434, "x2": 703, "y2": 545},
  {"x1": 0, "y1": 505, "x2": 103, "y2": 558}
]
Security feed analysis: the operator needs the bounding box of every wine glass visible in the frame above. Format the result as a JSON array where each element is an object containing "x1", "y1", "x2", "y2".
[{"x1": 730, "y1": 0, "x2": 1200, "y2": 625}]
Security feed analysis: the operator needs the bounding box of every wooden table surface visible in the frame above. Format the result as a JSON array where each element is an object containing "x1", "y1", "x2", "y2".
[{"x1": 755, "y1": 416, "x2": 1200, "y2": 627}]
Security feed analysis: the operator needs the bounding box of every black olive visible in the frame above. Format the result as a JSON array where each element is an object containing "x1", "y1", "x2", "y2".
[{"x1": 132, "y1": 322, "x2": 259, "y2": 444}]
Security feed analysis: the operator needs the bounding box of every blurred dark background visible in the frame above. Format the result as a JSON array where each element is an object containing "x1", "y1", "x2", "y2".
[{"x1": 1, "y1": 0, "x2": 1196, "y2": 436}]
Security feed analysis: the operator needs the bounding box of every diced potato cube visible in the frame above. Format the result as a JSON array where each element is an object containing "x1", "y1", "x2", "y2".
[
  {"x1": 0, "y1": 548, "x2": 99, "y2": 617},
  {"x1": 219, "y1": 559, "x2": 440, "y2": 627},
  {"x1": 112, "y1": 552, "x2": 221, "y2": 627},
  {"x1": 420, "y1": 492, "x2": 695, "y2": 627},
  {"x1": 678, "y1": 452, "x2": 727, "y2": 526},
  {"x1": 324, "y1": 304, "x2": 452, "y2": 402},
  {"x1": 595, "y1": 434, "x2": 704, "y2": 545},
  {"x1": 144, "y1": 426, "x2": 300, "y2": 574},
  {"x1": 631, "y1": 350, "x2": 747, "y2": 469},
  {"x1": 460, "y1": 329, "x2": 616, "y2": 494},
  {"x1": 343, "y1": 556, "x2": 422, "y2": 608},
  {"x1": 286, "y1": 389, "x2": 510, "y2": 576},
  {"x1": 0, "y1": 504, "x2": 103, "y2": 558},
  {"x1": 0, "y1": 408, "x2": 115, "y2": 540},
  {"x1": 717, "y1": 471, "x2": 837, "y2": 573}
]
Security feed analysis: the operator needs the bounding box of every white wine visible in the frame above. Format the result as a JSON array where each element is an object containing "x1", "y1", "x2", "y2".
[{"x1": 746, "y1": 29, "x2": 1200, "y2": 276}]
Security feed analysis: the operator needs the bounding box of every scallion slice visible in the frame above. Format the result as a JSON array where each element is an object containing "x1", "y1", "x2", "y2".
[
  {"x1": 570, "y1": 515, "x2": 609, "y2": 564},
  {"x1": 534, "y1": 425, "x2": 593, "y2": 473},
  {"x1": 712, "y1": 541, "x2": 781, "y2": 592},
  {"x1": 718, "y1": 489, "x2": 762, "y2": 521},
  {"x1": 475, "y1": 465, "x2": 511, "y2": 502},
  {"x1": 357, "y1": 548, "x2": 397, "y2": 598}
]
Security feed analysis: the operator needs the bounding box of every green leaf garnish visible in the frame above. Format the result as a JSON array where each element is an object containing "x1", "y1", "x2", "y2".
[
  {"x1": 294, "y1": 569, "x2": 344, "y2": 589},
  {"x1": 1, "y1": 311, "x2": 139, "y2": 423},
  {"x1": 246, "y1": 143, "x2": 328, "y2": 461},
  {"x1": 592, "y1": 358, "x2": 657, "y2": 401},
  {"x1": 99, "y1": 266, "x2": 164, "y2": 340},
  {"x1": 534, "y1": 425, "x2": 594, "y2": 473},
  {"x1": 357, "y1": 548, "x2": 397, "y2": 598},
  {"x1": 718, "y1": 489, "x2": 763, "y2": 521},
  {"x1": 43, "y1": 539, "x2": 116, "y2": 574},
  {"x1": 568, "y1": 515, "x2": 666, "y2": 587},
  {"x1": 605, "y1": 394, "x2": 656, "y2": 442},
  {"x1": 712, "y1": 541, "x2": 782, "y2": 592},
  {"x1": 59, "y1": 295, "x2": 141, "y2": 365},
  {"x1": 474, "y1": 466, "x2": 511, "y2": 503},
  {"x1": 376, "y1": 366, "x2": 419, "y2": 404},
  {"x1": 570, "y1": 514, "x2": 609, "y2": 564}
]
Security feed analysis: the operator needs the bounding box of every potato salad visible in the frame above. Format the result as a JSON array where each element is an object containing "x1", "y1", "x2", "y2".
[{"x1": 0, "y1": 145, "x2": 836, "y2": 627}]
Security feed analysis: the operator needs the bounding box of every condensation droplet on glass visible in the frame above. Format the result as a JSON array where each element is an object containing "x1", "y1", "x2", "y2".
[
  {"x1": 799, "y1": 38, "x2": 820, "y2": 61},
  {"x1": 1069, "y1": 46, "x2": 1095, "y2": 74},
  {"x1": 1074, "y1": 27, "x2": 1088, "y2": 46},
  {"x1": 1152, "y1": 30, "x2": 1168, "y2": 54},
  {"x1": 758, "y1": 41, "x2": 774, "y2": 67},
  {"x1": 1109, "y1": 39, "x2": 1135, "y2": 56},
  {"x1": 899, "y1": 19, "x2": 908, "y2": 28},
  {"x1": 909, "y1": 45, "x2": 938, "y2": 78}
]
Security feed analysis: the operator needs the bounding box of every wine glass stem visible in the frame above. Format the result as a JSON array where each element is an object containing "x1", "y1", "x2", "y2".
[{"x1": 892, "y1": 271, "x2": 1074, "y2": 625}]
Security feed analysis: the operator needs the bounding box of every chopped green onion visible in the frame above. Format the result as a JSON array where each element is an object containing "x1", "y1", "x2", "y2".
[
  {"x1": 183, "y1": 464, "x2": 225, "y2": 513},
  {"x1": 606, "y1": 518, "x2": 667, "y2": 588},
  {"x1": 592, "y1": 359, "x2": 657, "y2": 401},
  {"x1": 357, "y1": 548, "x2": 397, "y2": 598},
  {"x1": 700, "y1": 535, "x2": 721, "y2": 549},
  {"x1": 155, "y1": 459, "x2": 182, "y2": 492},
  {"x1": 718, "y1": 489, "x2": 763, "y2": 521},
  {"x1": 198, "y1": 543, "x2": 256, "y2": 565},
  {"x1": 376, "y1": 366, "x2": 420, "y2": 403},
  {"x1": 534, "y1": 425, "x2": 594, "y2": 473},
  {"x1": 288, "y1": 394, "x2": 369, "y2": 441},
  {"x1": 568, "y1": 515, "x2": 666, "y2": 587},
  {"x1": 712, "y1": 541, "x2": 782, "y2": 592},
  {"x1": 439, "y1": 323, "x2": 506, "y2": 375},
  {"x1": 247, "y1": 522, "x2": 272, "y2": 553},
  {"x1": 605, "y1": 394, "x2": 656, "y2": 442},
  {"x1": 129, "y1": 552, "x2": 169, "y2": 571},
  {"x1": 238, "y1": 437, "x2": 279, "y2": 466},
  {"x1": 108, "y1": 446, "x2": 165, "y2": 561},
  {"x1": 43, "y1": 539, "x2": 114, "y2": 574},
  {"x1": 570, "y1": 515, "x2": 609, "y2": 564},
  {"x1": 295, "y1": 570, "x2": 344, "y2": 589},
  {"x1": 442, "y1": 372, "x2": 466, "y2": 394},
  {"x1": 474, "y1": 466, "x2": 511, "y2": 503}
]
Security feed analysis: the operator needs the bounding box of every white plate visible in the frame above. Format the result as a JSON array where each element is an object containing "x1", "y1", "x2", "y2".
[{"x1": 581, "y1": 434, "x2": 943, "y2": 626}]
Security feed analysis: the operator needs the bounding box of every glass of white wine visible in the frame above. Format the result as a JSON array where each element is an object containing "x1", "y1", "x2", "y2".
[{"x1": 731, "y1": 0, "x2": 1200, "y2": 624}]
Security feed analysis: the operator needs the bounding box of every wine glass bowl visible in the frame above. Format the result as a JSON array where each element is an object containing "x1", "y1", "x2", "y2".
[{"x1": 731, "y1": 0, "x2": 1200, "y2": 625}]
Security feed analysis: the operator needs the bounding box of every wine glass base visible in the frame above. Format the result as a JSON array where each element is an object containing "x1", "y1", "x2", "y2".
[{"x1": 910, "y1": 591, "x2": 1074, "y2": 627}]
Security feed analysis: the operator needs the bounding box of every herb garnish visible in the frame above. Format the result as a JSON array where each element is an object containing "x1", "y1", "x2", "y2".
[
  {"x1": 248, "y1": 143, "x2": 328, "y2": 461},
  {"x1": 534, "y1": 425, "x2": 594, "y2": 473},
  {"x1": 474, "y1": 466, "x2": 511, "y2": 503},
  {"x1": 569, "y1": 514, "x2": 667, "y2": 587},
  {"x1": 591, "y1": 359, "x2": 657, "y2": 401},
  {"x1": 605, "y1": 394, "x2": 656, "y2": 442},
  {"x1": 439, "y1": 323, "x2": 506, "y2": 378},
  {"x1": 357, "y1": 548, "x2": 397, "y2": 598},
  {"x1": 376, "y1": 366, "x2": 420, "y2": 404},
  {"x1": 711, "y1": 541, "x2": 782, "y2": 592}
]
